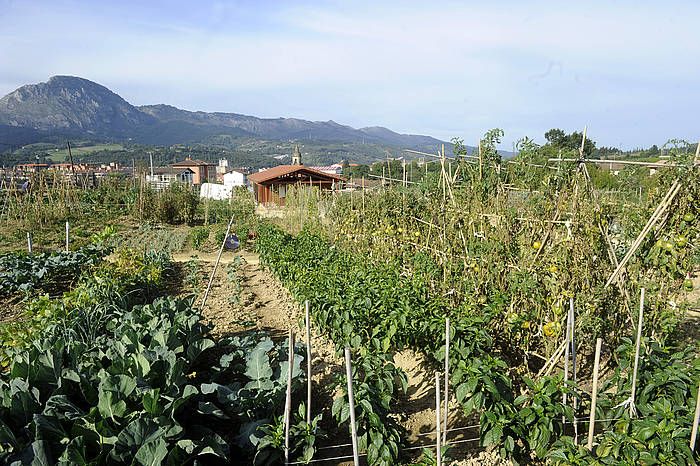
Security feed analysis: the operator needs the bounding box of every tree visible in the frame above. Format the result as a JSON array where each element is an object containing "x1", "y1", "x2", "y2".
[
  {"x1": 544, "y1": 128, "x2": 567, "y2": 147},
  {"x1": 543, "y1": 128, "x2": 596, "y2": 157}
]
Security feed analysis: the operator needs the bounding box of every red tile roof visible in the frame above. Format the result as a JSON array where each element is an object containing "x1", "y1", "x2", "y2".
[
  {"x1": 172, "y1": 159, "x2": 215, "y2": 167},
  {"x1": 248, "y1": 165, "x2": 344, "y2": 184}
]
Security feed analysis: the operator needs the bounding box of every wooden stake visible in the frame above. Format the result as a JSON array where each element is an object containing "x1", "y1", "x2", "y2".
[
  {"x1": 630, "y1": 288, "x2": 645, "y2": 416},
  {"x1": 579, "y1": 126, "x2": 588, "y2": 158},
  {"x1": 201, "y1": 216, "x2": 234, "y2": 308},
  {"x1": 443, "y1": 318, "x2": 450, "y2": 444},
  {"x1": 571, "y1": 300, "x2": 578, "y2": 443},
  {"x1": 606, "y1": 180, "x2": 681, "y2": 287},
  {"x1": 284, "y1": 329, "x2": 295, "y2": 465},
  {"x1": 436, "y1": 371, "x2": 442, "y2": 466},
  {"x1": 344, "y1": 347, "x2": 360, "y2": 466},
  {"x1": 563, "y1": 299, "x2": 571, "y2": 418},
  {"x1": 305, "y1": 300, "x2": 312, "y2": 424},
  {"x1": 65, "y1": 221, "x2": 69, "y2": 251},
  {"x1": 690, "y1": 380, "x2": 700, "y2": 452},
  {"x1": 27, "y1": 232, "x2": 32, "y2": 253},
  {"x1": 587, "y1": 338, "x2": 603, "y2": 450}
]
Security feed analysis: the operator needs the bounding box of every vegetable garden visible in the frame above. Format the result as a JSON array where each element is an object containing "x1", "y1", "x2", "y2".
[{"x1": 0, "y1": 132, "x2": 698, "y2": 465}]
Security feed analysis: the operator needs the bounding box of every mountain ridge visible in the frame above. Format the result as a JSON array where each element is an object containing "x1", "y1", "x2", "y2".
[{"x1": 0, "y1": 76, "x2": 449, "y2": 152}]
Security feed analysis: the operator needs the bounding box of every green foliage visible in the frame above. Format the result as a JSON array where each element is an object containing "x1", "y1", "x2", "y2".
[
  {"x1": 256, "y1": 222, "x2": 699, "y2": 464},
  {"x1": 0, "y1": 243, "x2": 107, "y2": 297},
  {"x1": 188, "y1": 226, "x2": 209, "y2": 250},
  {"x1": 255, "y1": 404, "x2": 324, "y2": 465},
  {"x1": 150, "y1": 184, "x2": 199, "y2": 225},
  {"x1": 544, "y1": 128, "x2": 596, "y2": 156},
  {"x1": 549, "y1": 342, "x2": 699, "y2": 465},
  {"x1": 0, "y1": 247, "x2": 171, "y2": 368},
  {"x1": 0, "y1": 269, "x2": 309, "y2": 465}
]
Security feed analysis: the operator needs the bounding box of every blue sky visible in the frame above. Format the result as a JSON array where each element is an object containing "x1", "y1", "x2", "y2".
[{"x1": 0, "y1": 0, "x2": 698, "y2": 149}]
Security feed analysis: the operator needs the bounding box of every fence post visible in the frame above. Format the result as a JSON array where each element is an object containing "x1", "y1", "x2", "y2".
[
  {"x1": 27, "y1": 232, "x2": 32, "y2": 253},
  {"x1": 305, "y1": 300, "x2": 312, "y2": 424},
  {"x1": 65, "y1": 221, "x2": 69, "y2": 251},
  {"x1": 284, "y1": 329, "x2": 295, "y2": 465},
  {"x1": 629, "y1": 288, "x2": 645, "y2": 417},
  {"x1": 344, "y1": 347, "x2": 360, "y2": 466},
  {"x1": 587, "y1": 338, "x2": 603, "y2": 450},
  {"x1": 435, "y1": 371, "x2": 442, "y2": 466}
]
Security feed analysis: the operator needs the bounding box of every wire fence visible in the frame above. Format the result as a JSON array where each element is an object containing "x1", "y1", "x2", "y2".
[{"x1": 297, "y1": 416, "x2": 633, "y2": 464}]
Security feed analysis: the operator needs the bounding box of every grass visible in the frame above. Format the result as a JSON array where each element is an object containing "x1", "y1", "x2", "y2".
[{"x1": 45, "y1": 143, "x2": 124, "y2": 161}]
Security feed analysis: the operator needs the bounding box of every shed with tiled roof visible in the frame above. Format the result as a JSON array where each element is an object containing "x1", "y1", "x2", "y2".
[{"x1": 248, "y1": 165, "x2": 344, "y2": 206}]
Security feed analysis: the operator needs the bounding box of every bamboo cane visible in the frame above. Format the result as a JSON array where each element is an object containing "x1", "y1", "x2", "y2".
[
  {"x1": 200, "y1": 216, "x2": 234, "y2": 308},
  {"x1": 436, "y1": 371, "x2": 442, "y2": 466},
  {"x1": 443, "y1": 318, "x2": 450, "y2": 444},
  {"x1": 284, "y1": 329, "x2": 295, "y2": 465},
  {"x1": 344, "y1": 347, "x2": 360, "y2": 466},
  {"x1": 690, "y1": 380, "x2": 700, "y2": 451},
  {"x1": 629, "y1": 288, "x2": 645, "y2": 417},
  {"x1": 305, "y1": 300, "x2": 312, "y2": 424},
  {"x1": 587, "y1": 338, "x2": 603, "y2": 450}
]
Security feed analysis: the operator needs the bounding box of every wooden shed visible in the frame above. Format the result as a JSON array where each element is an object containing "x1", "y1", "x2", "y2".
[{"x1": 248, "y1": 165, "x2": 344, "y2": 206}]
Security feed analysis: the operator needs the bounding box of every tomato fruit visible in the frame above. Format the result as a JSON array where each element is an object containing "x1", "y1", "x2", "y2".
[{"x1": 674, "y1": 235, "x2": 687, "y2": 248}]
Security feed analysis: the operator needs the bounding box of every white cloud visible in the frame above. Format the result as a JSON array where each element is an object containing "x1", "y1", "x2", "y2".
[{"x1": 0, "y1": 0, "x2": 698, "y2": 148}]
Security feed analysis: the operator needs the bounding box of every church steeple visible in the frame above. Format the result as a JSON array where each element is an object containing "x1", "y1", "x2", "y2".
[{"x1": 292, "y1": 145, "x2": 302, "y2": 165}]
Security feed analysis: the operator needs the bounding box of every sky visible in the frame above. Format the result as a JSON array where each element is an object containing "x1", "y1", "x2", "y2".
[{"x1": 0, "y1": 0, "x2": 698, "y2": 150}]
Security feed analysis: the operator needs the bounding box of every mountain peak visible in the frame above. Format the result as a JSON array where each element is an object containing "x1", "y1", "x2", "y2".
[{"x1": 0, "y1": 76, "x2": 151, "y2": 134}]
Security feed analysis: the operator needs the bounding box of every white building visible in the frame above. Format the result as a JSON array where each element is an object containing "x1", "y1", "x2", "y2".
[
  {"x1": 199, "y1": 183, "x2": 234, "y2": 200},
  {"x1": 223, "y1": 169, "x2": 248, "y2": 187},
  {"x1": 216, "y1": 159, "x2": 230, "y2": 176}
]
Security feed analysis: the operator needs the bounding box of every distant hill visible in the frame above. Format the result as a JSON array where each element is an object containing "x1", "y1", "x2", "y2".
[{"x1": 0, "y1": 76, "x2": 453, "y2": 155}]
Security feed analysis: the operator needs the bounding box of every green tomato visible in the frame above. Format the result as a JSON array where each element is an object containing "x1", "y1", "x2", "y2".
[
  {"x1": 684, "y1": 279, "x2": 694, "y2": 291},
  {"x1": 683, "y1": 213, "x2": 695, "y2": 222},
  {"x1": 674, "y1": 235, "x2": 687, "y2": 248}
]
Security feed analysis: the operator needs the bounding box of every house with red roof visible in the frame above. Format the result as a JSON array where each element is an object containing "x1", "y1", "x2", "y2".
[
  {"x1": 248, "y1": 146, "x2": 344, "y2": 206},
  {"x1": 171, "y1": 158, "x2": 216, "y2": 185}
]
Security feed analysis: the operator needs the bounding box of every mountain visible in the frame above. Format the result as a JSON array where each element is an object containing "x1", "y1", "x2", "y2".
[
  {"x1": 0, "y1": 76, "x2": 153, "y2": 136},
  {"x1": 0, "y1": 76, "x2": 449, "y2": 153}
]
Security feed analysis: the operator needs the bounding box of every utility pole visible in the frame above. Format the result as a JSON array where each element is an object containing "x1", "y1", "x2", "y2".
[{"x1": 67, "y1": 141, "x2": 76, "y2": 184}]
